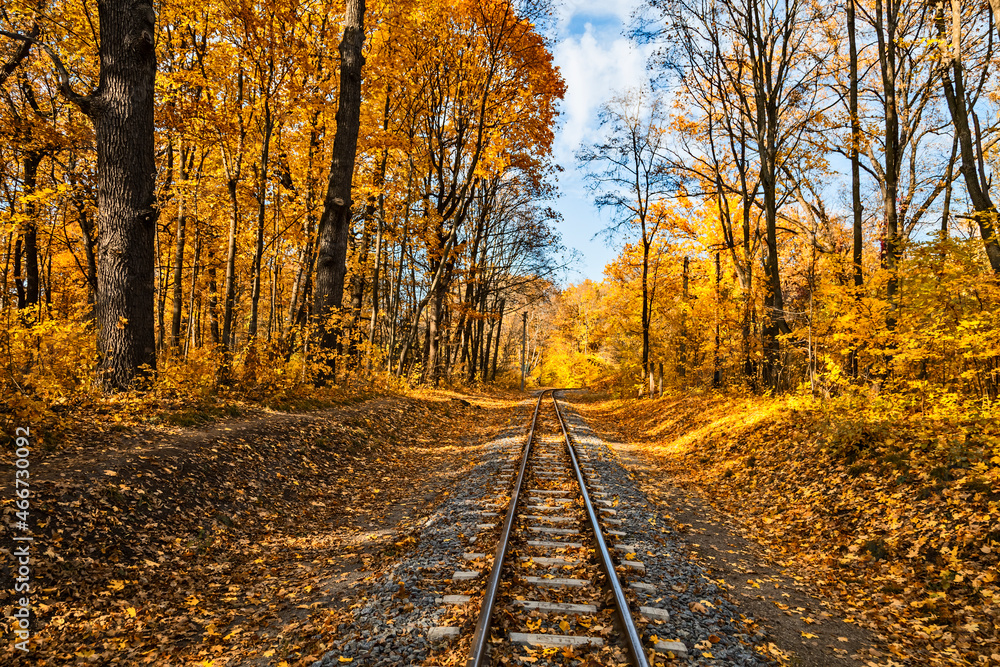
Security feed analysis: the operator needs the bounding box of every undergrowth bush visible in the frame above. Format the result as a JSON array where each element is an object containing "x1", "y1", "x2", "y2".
[{"x1": 1, "y1": 314, "x2": 412, "y2": 454}]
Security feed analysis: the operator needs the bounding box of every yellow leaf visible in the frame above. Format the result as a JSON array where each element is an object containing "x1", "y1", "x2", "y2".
[
  {"x1": 559, "y1": 620, "x2": 570, "y2": 632},
  {"x1": 263, "y1": 650, "x2": 275, "y2": 658},
  {"x1": 126, "y1": 607, "x2": 137, "y2": 618},
  {"x1": 338, "y1": 658, "x2": 353, "y2": 664},
  {"x1": 801, "y1": 632, "x2": 818, "y2": 639}
]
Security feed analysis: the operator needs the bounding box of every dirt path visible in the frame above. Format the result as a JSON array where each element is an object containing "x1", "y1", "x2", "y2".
[
  {"x1": 571, "y1": 393, "x2": 889, "y2": 667},
  {"x1": 0, "y1": 390, "x2": 523, "y2": 666}
]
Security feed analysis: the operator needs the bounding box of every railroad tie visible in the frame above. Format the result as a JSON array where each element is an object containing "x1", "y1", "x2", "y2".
[
  {"x1": 522, "y1": 575, "x2": 589, "y2": 588},
  {"x1": 464, "y1": 390, "x2": 651, "y2": 667}
]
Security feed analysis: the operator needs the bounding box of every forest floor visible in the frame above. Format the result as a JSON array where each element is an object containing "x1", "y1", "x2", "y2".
[
  {"x1": 0, "y1": 386, "x2": 527, "y2": 666},
  {"x1": 4, "y1": 386, "x2": 997, "y2": 666},
  {"x1": 573, "y1": 390, "x2": 1000, "y2": 667}
]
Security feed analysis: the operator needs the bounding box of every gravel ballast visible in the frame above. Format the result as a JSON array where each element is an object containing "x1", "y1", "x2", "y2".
[{"x1": 312, "y1": 394, "x2": 771, "y2": 666}]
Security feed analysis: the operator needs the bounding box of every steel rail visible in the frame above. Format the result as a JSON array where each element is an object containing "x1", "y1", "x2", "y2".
[
  {"x1": 552, "y1": 390, "x2": 651, "y2": 667},
  {"x1": 466, "y1": 389, "x2": 550, "y2": 667}
]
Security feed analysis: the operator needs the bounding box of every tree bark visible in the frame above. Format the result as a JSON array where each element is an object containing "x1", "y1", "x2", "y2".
[
  {"x1": 849, "y1": 0, "x2": 863, "y2": 291},
  {"x1": 20, "y1": 152, "x2": 42, "y2": 309},
  {"x1": 72, "y1": 192, "x2": 99, "y2": 314},
  {"x1": 642, "y1": 234, "x2": 650, "y2": 379},
  {"x1": 248, "y1": 101, "x2": 273, "y2": 341},
  {"x1": 169, "y1": 144, "x2": 188, "y2": 349},
  {"x1": 848, "y1": 0, "x2": 863, "y2": 378},
  {"x1": 90, "y1": 0, "x2": 159, "y2": 389},
  {"x1": 220, "y1": 69, "x2": 246, "y2": 360},
  {"x1": 490, "y1": 297, "x2": 505, "y2": 381},
  {"x1": 937, "y1": 0, "x2": 1000, "y2": 273},
  {"x1": 395, "y1": 222, "x2": 460, "y2": 377},
  {"x1": 288, "y1": 110, "x2": 323, "y2": 334},
  {"x1": 221, "y1": 177, "x2": 240, "y2": 352},
  {"x1": 313, "y1": 0, "x2": 367, "y2": 368},
  {"x1": 347, "y1": 198, "x2": 375, "y2": 361},
  {"x1": 13, "y1": 235, "x2": 25, "y2": 309},
  {"x1": 875, "y1": 0, "x2": 902, "y2": 328},
  {"x1": 184, "y1": 221, "x2": 201, "y2": 357},
  {"x1": 367, "y1": 212, "x2": 383, "y2": 368},
  {"x1": 207, "y1": 248, "x2": 221, "y2": 345}
]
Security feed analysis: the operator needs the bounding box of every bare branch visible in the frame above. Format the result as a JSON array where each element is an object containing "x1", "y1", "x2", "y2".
[
  {"x1": 0, "y1": 28, "x2": 93, "y2": 115},
  {"x1": 0, "y1": 22, "x2": 37, "y2": 89}
]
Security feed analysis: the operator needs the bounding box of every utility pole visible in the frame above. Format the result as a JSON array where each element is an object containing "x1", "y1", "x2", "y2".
[
  {"x1": 520, "y1": 311, "x2": 527, "y2": 391},
  {"x1": 714, "y1": 252, "x2": 722, "y2": 388}
]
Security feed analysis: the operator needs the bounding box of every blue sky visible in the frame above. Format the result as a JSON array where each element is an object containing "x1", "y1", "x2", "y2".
[{"x1": 547, "y1": 0, "x2": 655, "y2": 284}]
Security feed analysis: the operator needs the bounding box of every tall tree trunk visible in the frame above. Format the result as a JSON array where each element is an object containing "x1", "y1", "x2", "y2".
[
  {"x1": 169, "y1": 209, "x2": 187, "y2": 349},
  {"x1": 184, "y1": 221, "x2": 201, "y2": 357},
  {"x1": 740, "y1": 147, "x2": 756, "y2": 388},
  {"x1": 848, "y1": 0, "x2": 863, "y2": 377},
  {"x1": 640, "y1": 225, "x2": 651, "y2": 378},
  {"x1": 169, "y1": 145, "x2": 188, "y2": 349},
  {"x1": 73, "y1": 193, "x2": 99, "y2": 315},
  {"x1": 2, "y1": 233, "x2": 12, "y2": 310},
  {"x1": 395, "y1": 222, "x2": 459, "y2": 377},
  {"x1": 367, "y1": 213, "x2": 383, "y2": 368},
  {"x1": 849, "y1": 0, "x2": 863, "y2": 290},
  {"x1": 937, "y1": 0, "x2": 1000, "y2": 273},
  {"x1": 425, "y1": 269, "x2": 446, "y2": 385},
  {"x1": 876, "y1": 0, "x2": 902, "y2": 328},
  {"x1": 248, "y1": 102, "x2": 273, "y2": 341},
  {"x1": 287, "y1": 109, "x2": 323, "y2": 341},
  {"x1": 207, "y1": 248, "x2": 221, "y2": 345},
  {"x1": 221, "y1": 177, "x2": 240, "y2": 352},
  {"x1": 941, "y1": 134, "x2": 958, "y2": 242},
  {"x1": 758, "y1": 95, "x2": 791, "y2": 389},
  {"x1": 220, "y1": 69, "x2": 246, "y2": 362},
  {"x1": 490, "y1": 297, "x2": 505, "y2": 381},
  {"x1": 155, "y1": 216, "x2": 166, "y2": 350},
  {"x1": 13, "y1": 235, "x2": 25, "y2": 309},
  {"x1": 387, "y1": 214, "x2": 409, "y2": 363},
  {"x1": 347, "y1": 199, "x2": 375, "y2": 361},
  {"x1": 313, "y1": 0, "x2": 367, "y2": 369},
  {"x1": 761, "y1": 170, "x2": 783, "y2": 388},
  {"x1": 481, "y1": 297, "x2": 493, "y2": 380},
  {"x1": 90, "y1": 0, "x2": 159, "y2": 389},
  {"x1": 21, "y1": 151, "x2": 42, "y2": 310}
]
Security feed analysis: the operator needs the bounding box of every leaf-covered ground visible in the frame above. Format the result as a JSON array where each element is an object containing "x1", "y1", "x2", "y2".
[
  {"x1": 575, "y1": 392, "x2": 1000, "y2": 667},
  {"x1": 0, "y1": 389, "x2": 524, "y2": 666}
]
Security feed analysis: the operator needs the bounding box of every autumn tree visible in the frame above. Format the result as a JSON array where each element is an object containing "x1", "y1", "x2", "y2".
[
  {"x1": 579, "y1": 88, "x2": 674, "y2": 386},
  {"x1": 5, "y1": 0, "x2": 160, "y2": 389},
  {"x1": 934, "y1": 0, "x2": 1000, "y2": 273},
  {"x1": 313, "y1": 0, "x2": 367, "y2": 375},
  {"x1": 0, "y1": 0, "x2": 567, "y2": 409}
]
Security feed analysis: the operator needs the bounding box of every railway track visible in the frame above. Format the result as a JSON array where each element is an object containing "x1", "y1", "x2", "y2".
[{"x1": 455, "y1": 389, "x2": 680, "y2": 667}]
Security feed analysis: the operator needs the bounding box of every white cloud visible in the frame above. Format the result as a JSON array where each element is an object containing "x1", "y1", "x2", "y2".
[
  {"x1": 553, "y1": 0, "x2": 638, "y2": 27},
  {"x1": 546, "y1": 0, "x2": 658, "y2": 281},
  {"x1": 551, "y1": 21, "x2": 656, "y2": 175}
]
